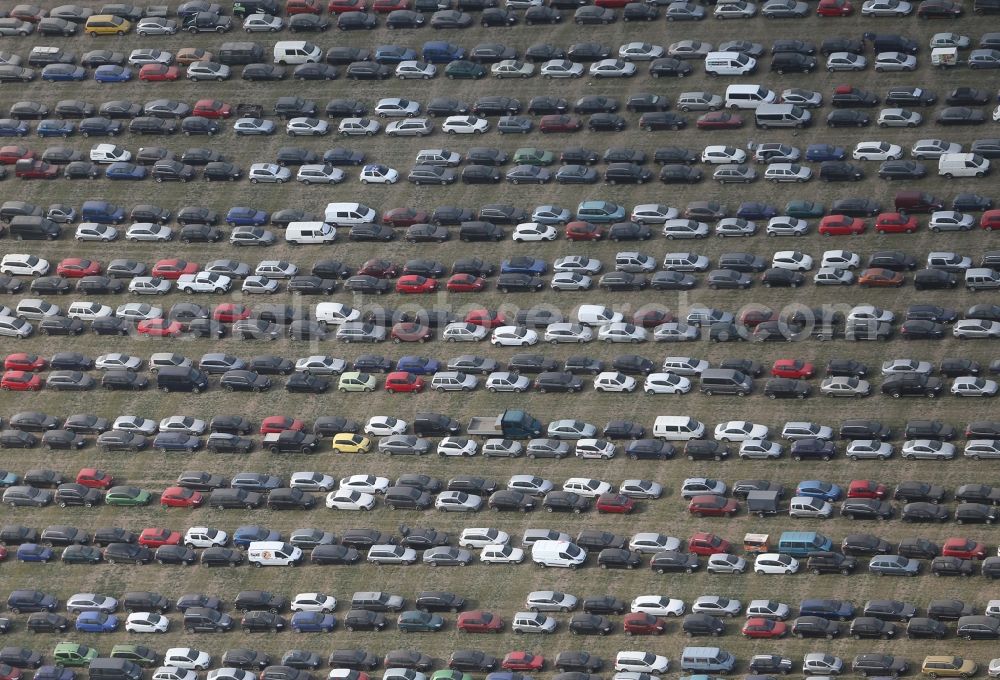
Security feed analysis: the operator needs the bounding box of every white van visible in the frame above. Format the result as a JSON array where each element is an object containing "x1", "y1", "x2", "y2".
[
  {"x1": 530, "y1": 540, "x2": 587, "y2": 569},
  {"x1": 938, "y1": 152, "x2": 990, "y2": 178},
  {"x1": 705, "y1": 52, "x2": 757, "y2": 76},
  {"x1": 653, "y1": 416, "x2": 706, "y2": 440},
  {"x1": 725, "y1": 84, "x2": 776, "y2": 109},
  {"x1": 272, "y1": 40, "x2": 322, "y2": 64},
  {"x1": 285, "y1": 221, "x2": 336, "y2": 245},
  {"x1": 577, "y1": 304, "x2": 624, "y2": 326},
  {"x1": 314, "y1": 302, "x2": 360, "y2": 326},
  {"x1": 324, "y1": 202, "x2": 377, "y2": 226},
  {"x1": 247, "y1": 541, "x2": 303, "y2": 567},
  {"x1": 615, "y1": 652, "x2": 670, "y2": 674}
]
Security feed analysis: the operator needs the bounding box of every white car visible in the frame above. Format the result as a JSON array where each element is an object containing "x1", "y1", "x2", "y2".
[
  {"x1": 544, "y1": 322, "x2": 593, "y2": 343},
  {"x1": 337, "y1": 118, "x2": 380, "y2": 136},
  {"x1": 338, "y1": 475, "x2": 390, "y2": 495},
  {"x1": 176, "y1": 272, "x2": 231, "y2": 294},
  {"x1": 183, "y1": 527, "x2": 227, "y2": 548},
  {"x1": 994, "y1": 103, "x2": 1000, "y2": 123},
  {"x1": 739, "y1": 440, "x2": 783, "y2": 459},
  {"x1": 460, "y1": 528, "x2": 509, "y2": 548},
  {"x1": 508, "y1": 475, "x2": 554, "y2": 495},
  {"x1": 286, "y1": 117, "x2": 329, "y2": 136},
  {"x1": 241, "y1": 275, "x2": 278, "y2": 295},
  {"x1": 853, "y1": 141, "x2": 903, "y2": 160},
  {"x1": 701, "y1": 145, "x2": 747, "y2": 164},
  {"x1": 375, "y1": 97, "x2": 420, "y2": 117},
  {"x1": 574, "y1": 440, "x2": 615, "y2": 459},
  {"x1": 359, "y1": 164, "x2": 398, "y2": 184},
  {"x1": 629, "y1": 533, "x2": 678, "y2": 553},
  {"x1": 707, "y1": 553, "x2": 747, "y2": 574},
  {"x1": 878, "y1": 108, "x2": 922, "y2": 127},
  {"x1": 513, "y1": 222, "x2": 558, "y2": 241},
  {"x1": 128, "y1": 48, "x2": 173, "y2": 66},
  {"x1": 248, "y1": 163, "x2": 291, "y2": 184},
  {"x1": 929, "y1": 211, "x2": 975, "y2": 232},
  {"x1": 803, "y1": 654, "x2": 843, "y2": 675},
  {"x1": 826, "y1": 51, "x2": 867, "y2": 71},
  {"x1": 492, "y1": 59, "x2": 534, "y2": 78},
  {"x1": 295, "y1": 356, "x2": 346, "y2": 374},
  {"x1": 128, "y1": 277, "x2": 171, "y2": 295},
  {"x1": 951, "y1": 376, "x2": 999, "y2": 397},
  {"x1": 491, "y1": 326, "x2": 538, "y2": 347},
  {"x1": 364, "y1": 416, "x2": 407, "y2": 436},
  {"x1": 187, "y1": 61, "x2": 232, "y2": 82},
  {"x1": 290, "y1": 472, "x2": 336, "y2": 491},
  {"x1": 126, "y1": 223, "x2": 173, "y2": 241},
  {"x1": 396, "y1": 60, "x2": 436, "y2": 79},
  {"x1": 766, "y1": 216, "x2": 808, "y2": 236},
  {"x1": 763, "y1": 163, "x2": 812, "y2": 183},
  {"x1": 594, "y1": 371, "x2": 637, "y2": 392},
  {"x1": 563, "y1": 477, "x2": 612, "y2": 497},
  {"x1": 846, "y1": 440, "x2": 894, "y2": 460},
  {"x1": 820, "y1": 377, "x2": 871, "y2": 397},
  {"x1": 814, "y1": 268, "x2": 855, "y2": 285},
  {"x1": 437, "y1": 437, "x2": 478, "y2": 456},
  {"x1": 164, "y1": 649, "x2": 211, "y2": 671},
  {"x1": 442, "y1": 322, "x2": 488, "y2": 342},
  {"x1": 620, "y1": 480, "x2": 663, "y2": 499},
  {"x1": 325, "y1": 490, "x2": 375, "y2": 510},
  {"x1": 74, "y1": 223, "x2": 118, "y2": 241},
  {"x1": 90, "y1": 143, "x2": 131, "y2": 164},
  {"x1": 115, "y1": 303, "x2": 162, "y2": 321},
  {"x1": 989, "y1": 659, "x2": 1000, "y2": 678},
  {"x1": 631, "y1": 203, "x2": 679, "y2": 224},
  {"x1": 821, "y1": 249, "x2": 860, "y2": 269},
  {"x1": 435, "y1": 490, "x2": 483, "y2": 512},
  {"x1": 589, "y1": 58, "x2": 636, "y2": 77},
  {"x1": 113, "y1": 415, "x2": 157, "y2": 434},
  {"x1": 136, "y1": 16, "x2": 178, "y2": 34},
  {"x1": 158, "y1": 416, "x2": 206, "y2": 435},
  {"x1": 597, "y1": 323, "x2": 647, "y2": 344},
  {"x1": 874, "y1": 51, "x2": 917, "y2": 72},
  {"x1": 486, "y1": 371, "x2": 530, "y2": 392},
  {"x1": 643, "y1": 372, "x2": 691, "y2": 394},
  {"x1": 911, "y1": 138, "x2": 962, "y2": 159},
  {"x1": 242, "y1": 13, "x2": 284, "y2": 31},
  {"x1": 540, "y1": 59, "x2": 585, "y2": 78},
  {"x1": 442, "y1": 116, "x2": 489, "y2": 134},
  {"x1": 480, "y1": 544, "x2": 524, "y2": 564},
  {"x1": 291, "y1": 593, "x2": 337, "y2": 613},
  {"x1": 954, "y1": 319, "x2": 1000, "y2": 339},
  {"x1": 297, "y1": 164, "x2": 345, "y2": 184},
  {"x1": 771, "y1": 251, "x2": 814, "y2": 271},
  {"x1": 125, "y1": 612, "x2": 170, "y2": 633},
  {"x1": 96, "y1": 353, "x2": 143, "y2": 370},
  {"x1": 754, "y1": 553, "x2": 800, "y2": 575},
  {"x1": 153, "y1": 669, "x2": 195, "y2": 680},
  {"x1": 930, "y1": 32, "x2": 970, "y2": 48},
  {"x1": 0, "y1": 254, "x2": 49, "y2": 276},
  {"x1": 715, "y1": 0, "x2": 757, "y2": 16},
  {"x1": 618, "y1": 42, "x2": 665, "y2": 61},
  {"x1": 714, "y1": 421, "x2": 769, "y2": 442},
  {"x1": 631, "y1": 595, "x2": 685, "y2": 617},
  {"x1": 550, "y1": 272, "x2": 592, "y2": 291},
  {"x1": 66, "y1": 594, "x2": 118, "y2": 613},
  {"x1": 850, "y1": 305, "x2": 894, "y2": 324},
  {"x1": 861, "y1": 0, "x2": 912, "y2": 13}
]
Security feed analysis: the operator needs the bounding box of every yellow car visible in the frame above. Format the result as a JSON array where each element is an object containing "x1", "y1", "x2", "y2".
[
  {"x1": 331, "y1": 433, "x2": 372, "y2": 454},
  {"x1": 922, "y1": 657, "x2": 977, "y2": 679},
  {"x1": 85, "y1": 15, "x2": 132, "y2": 36},
  {"x1": 338, "y1": 371, "x2": 376, "y2": 393}
]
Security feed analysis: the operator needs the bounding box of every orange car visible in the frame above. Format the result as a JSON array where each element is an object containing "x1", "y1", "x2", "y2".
[{"x1": 858, "y1": 267, "x2": 904, "y2": 288}]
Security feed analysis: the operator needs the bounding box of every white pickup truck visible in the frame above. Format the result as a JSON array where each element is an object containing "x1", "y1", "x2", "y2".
[{"x1": 177, "y1": 272, "x2": 232, "y2": 293}]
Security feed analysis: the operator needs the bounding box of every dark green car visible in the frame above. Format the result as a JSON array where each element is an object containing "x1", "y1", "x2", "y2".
[
  {"x1": 397, "y1": 610, "x2": 445, "y2": 632},
  {"x1": 53, "y1": 643, "x2": 98, "y2": 667},
  {"x1": 785, "y1": 200, "x2": 826, "y2": 218},
  {"x1": 445, "y1": 60, "x2": 486, "y2": 80},
  {"x1": 513, "y1": 147, "x2": 555, "y2": 166},
  {"x1": 110, "y1": 645, "x2": 158, "y2": 667},
  {"x1": 105, "y1": 486, "x2": 152, "y2": 507}
]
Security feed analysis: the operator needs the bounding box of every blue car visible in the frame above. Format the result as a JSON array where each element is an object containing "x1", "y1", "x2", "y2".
[
  {"x1": 17, "y1": 543, "x2": 54, "y2": 562},
  {"x1": 795, "y1": 480, "x2": 843, "y2": 502},
  {"x1": 0, "y1": 119, "x2": 30, "y2": 137},
  {"x1": 374, "y1": 45, "x2": 418, "y2": 64},
  {"x1": 805, "y1": 144, "x2": 846, "y2": 162},
  {"x1": 36, "y1": 666, "x2": 75, "y2": 680},
  {"x1": 226, "y1": 207, "x2": 269, "y2": 226},
  {"x1": 501, "y1": 256, "x2": 547, "y2": 275},
  {"x1": 290, "y1": 611, "x2": 337, "y2": 633},
  {"x1": 75, "y1": 611, "x2": 119, "y2": 633},
  {"x1": 37, "y1": 120, "x2": 76, "y2": 138},
  {"x1": 735, "y1": 201, "x2": 777, "y2": 220},
  {"x1": 576, "y1": 200, "x2": 625, "y2": 223},
  {"x1": 95, "y1": 65, "x2": 133, "y2": 83},
  {"x1": 396, "y1": 356, "x2": 439, "y2": 375},
  {"x1": 0, "y1": 469, "x2": 20, "y2": 486},
  {"x1": 79, "y1": 118, "x2": 123, "y2": 137},
  {"x1": 232, "y1": 525, "x2": 279, "y2": 549},
  {"x1": 41, "y1": 65, "x2": 87, "y2": 82},
  {"x1": 105, "y1": 162, "x2": 147, "y2": 180}
]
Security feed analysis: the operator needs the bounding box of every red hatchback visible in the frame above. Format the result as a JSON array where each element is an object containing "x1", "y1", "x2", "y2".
[
  {"x1": 742, "y1": 618, "x2": 788, "y2": 639},
  {"x1": 56, "y1": 258, "x2": 101, "y2": 278},
  {"x1": 1, "y1": 370, "x2": 42, "y2": 391},
  {"x1": 0, "y1": 664, "x2": 23, "y2": 680},
  {"x1": 539, "y1": 115, "x2": 583, "y2": 133},
  {"x1": 4, "y1": 353, "x2": 46, "y2": 371},
  {"x1": 373, "y1": 0, "x2": 410, "y2": 10},
  {"x1": 696, "y1": 111, "x2": 743, "y2": 129},
  {"x1": 502, "y1": 653, "x2": 544, "y2": 671},
  {"x1": 382, "y1": 208, "x2": 429, "y2": 227},
  {"x1": 847, "y1": 479, "x2": 888, "y2": 499},
  {"x1": 456, "y1": 610, "x2": 503, "y2": 633},
  {"x1": 287, "y1": 0, "x2": 324, "y2": 13},
  {"x1": 818, "y1": 214, "x2": 865, "y2": 236},
  {"x1": 817, "y1": 0, "x2": 852, "y2": 14},
  {"x1": 213, "y1": 304, "x2": 251, "y2": 322},
  {"x1": 739, "y1": 306, "x2": 777, "y2": 327},
  {"x1": 260, "y1": 416, "x2": 305, "y2": 434},
  {"x1": 858, "y1": 268, "x2": 904, "y2": 288},
  {"x1": 565, "y1": 221, "x2": 606, "y2": 241},
  {"x1": 688, "y1": 532, "x2": 731, "y2": 555},
  {"x1": 359, "y1": 259, "x2": 399, "y2": 278},
  {"x1": 596, "y1": 493, "x2": 635, "y2": 514},
  {"x1": 160, "y1": 486, "x2": 204, "y2": 508},
  {"x1": 137, "y1": 319, "x2": 183, "y2": 337},
  {"x1": 138, "y1": 527, "x2": 181, "y2": 547},
  {"x1": 688, "y1": 495, "x2": 739, "y2": 517},
  {"x1": 466, "y1": 309, "x2": 506, "y2": 328},
  {"x1": 139, "y1": 64, "x2": 180, "y2": 81},
  {"x1": 623, "y1": 612, "x2": 666, "y2": 635},
  {"x1": 395, "y1": 275, "x2": 437, "y2": 294},
  {"x1": 76, "y1": 468, "x2": 114, "y2": 489},
  {"x1": 152, "y1": 259, "x2": 199, "y2": 279},
  {"x1": 772, "y1": 359, "x2": 814, "y2": 378},
  {"x1": 329, "y1": 0, "x2": 365, "y2": 11},
  {"x1": 446, "y1": 274, "x2": 486, "y2": 293},
  {"x1": 633, "y1": 309, "x2": 674, "y2": 328},
  {"x1": 385, "y1": 371, "x2": 425, "y2": 393},
  {"x1": 981, "y1": 210, "x2": 1000, "y2": 231},
  {"x1": 874, "y1": 212, "x2": 918, "y2": 234},
  {"x1": 0, "y1": 146, "x2": 34, "y2": 164},
  {"x1": 192, "y1": 99, "x2": 233, "y2": 119},
  {"x1": 942, "y1": 537, "x2": 987, "y2": 560},
  {"x1": 391, "y1": 322, "x2": 433, "y2": 343}
]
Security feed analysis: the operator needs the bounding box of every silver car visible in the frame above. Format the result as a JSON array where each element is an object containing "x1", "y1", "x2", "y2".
[{"x1": 846, "y1": 440, "x2": 894, "y2": 460}]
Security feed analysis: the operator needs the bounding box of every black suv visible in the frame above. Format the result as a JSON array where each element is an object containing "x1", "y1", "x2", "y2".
[
  {"x1": 904, "y1": 420, "x2": 955, "y2": 440},
  {"x1": 806, "y1": 551, "x2": 858, "y2": 574},
  {"x1": 881, "y1": 374, "x2": 943, "y2": 398},
  {"x1": 234, "y1": 591, "x2": 287, "y2": 613}
]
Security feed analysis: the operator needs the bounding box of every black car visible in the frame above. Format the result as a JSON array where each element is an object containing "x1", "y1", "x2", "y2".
[
  {"x1": 790, "y1": 438, "x2": 835, "y2": 461},
  {"x1": 582, "y1": 596, "x2": 626, "y2": 615},
  {"x1": 820, "y1": 161, "x2": 865, "y2": 182},
  {"x1": 310, "y1": 545, "x2": 360, "y2": 565},
  {"x1": 222, "y1": 651, "x2": 271, "y2": 671},
  {"x1": 792, "y1": 616, "x2": 840, "y2": 639},
  {"x1": 588, "y1": 113, "x2": 626, "y2": 131},
  {"x1": 841, "y1": 499, "x2": 894, "y2": 520},
  {"x1": 937, "y1": 106, "x2": 986, "y2": 125},
  {"x1": 528, "y1": 97, "x2": 569, "y2": 115},
  {"x1": 242, "y1": 64, "x2": 286, "y2": 81},
  {"x1": 26, "y1": 613, "x2": 69, "y2": 633},
  {"x1": 807, "y1": 550, "x2": 858, "y2": 574},
  {"x1": 542, "y1": 491, "x2": 590, "y2": 514},
  {"x1": 282, "y1": 652, "x2": 322, "y2": 671},
  {"x1": 597, "y1": 548, "x2": 642, "y2": 569},
  {"x1": 651, "y1": 550, "x2": 699, "y2": 573},
  {"x1": 569, "y1": 613, "x2": 613, "y2": 635},
  {"x1": 447, "y1": 476, "x2": 497, "y2": 495},
  {"x1": 242, "y1": 611, "x2": 286, "y2": 633},
  {"x1": 104, "y1": 542, "x2": 153, "y2": 564},
  {"x1": 448, "y1": 651, "x2": 497, "y2": 672},
  {"x1": 886, "y1": 86, "x2": 937, "y2": 107},
  {"x1": 649, "y1": 58, "x2": 693, "y2": 77},
  {"x1": 764, "y1": 378, "x2": 811, "y2": 400},
  {"x1": 906, "y1": 617, "x2": 947, "y2": 639},
  {"x1": 554, "y1": 653, "x2": 603, "y2": 673},
  {"x1": 749, "y1": 655, "x2": 794, "y2": 675},
  {"x1": 901, "y1": 502, "x2": 950, "y2": 523},
  {"x1": 487, "y1": 490, "x2": 535, "y2": 512},
  {"x1": 415, "y1": 592, "x2": 465, "y2": 613},
  {"x1": 841, "y1": 533, "x2": 891, "y2": 556}
]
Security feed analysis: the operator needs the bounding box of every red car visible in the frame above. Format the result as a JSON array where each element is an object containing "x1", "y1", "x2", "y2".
[
  {"x1": 817, "y1": 0, "x2": 853, "y2": 14},
  {"x1": 4, "y1": 353, "x2": 46, "y2": 371},
  {"x1": 192, "y1": 99, "x2": 233, "y2": 119},
  {"x1": 688, "y1": 495, "x2": 739, "y2": 517},
  {"x1": 152, "y1": 259, "x2": 199, "y2": 279},
  {"x1": 56, "y1": 258, "x2": 102, "y2": 278},
  {"x1": 384, "y1": 371, "x2": 424, "y2": 393},
  {"x1": 0, "y1": 664, "x2": 23, "y2": 680},
  {"x1": 874, "y1": 212, "x2": 918, "y2": 234},
  {"x1": 138, "y1": 527, "x2": 181, "y2": 548},
  {"x1": 260, "y1": 415, "x2": 305, "y2": 434},
  {"x1": 446, "y1": 274, "x2": 486, "y2": 293},
  {"x1": 0, "y1": 546, "x2": 6, "y2": 561},
  {"x1": 739, "y1": 306, "x2": 777, "y2": 327},
  {"x1": 139, "y1": 64, "x2": 181, "y2": 81},
  {"x1": 373, "y1": 0, "x2": 410, "y2": 9},
  {"x1": 502, "y1": 653, "x2": 544, "y2": 671},
  {"x1": 137, "y1": 319, "x2": 183, "y2": 337},
  {"x1": 287, "y1": 0, "x2": 324, "y2": 13},
  {"x1": 382, "y1": 207, "x2": 429, "y2": 227},
  {"x1": 395, "y1": 275, "x2": 437, "y2": 294},
  {"x1": 391, "y1": 322, "x2": 433, "y2": 343},
  {"x1": 14, "y1": 160, "x2": 58, "y2": 180},
  {"x1": 916, "y1": 0, "x2": 961, "y2": 16},
  {"x1": 329, "y1": 0, "x2": 365, "y2": 11},
  {"x1": 359, "y1": 258, "x2": 399, "y2": 278},
  {"x1": 858, "y1": 267, "x2": 904, "y2": 288},
  {"x1": 213, "y1": 303, "x2": 252, "y2": 322},
  {"x1": 633, "y1": 309, "x2": 674, "y2": 328},
  {"x1": 160, "y1": 486, "x2": 204, "y2": 508},
  {"x1": 622, "y1": 612, "x2": 666, "y2": 635},
  {"x1": 742, "y1": 618, "x2": 788, "y2": 639},
  {"x1": 696, "y1": 111, "x2": 743, "y2": 130},
  {"x1": 466, "y1": 309, "x2": 506, "y2": 328},
  {"x1": 10, "y1": 5, "x2": 45, "y2": 21},
  {"x1": 565, "y1": 221, "x2": 606, "y2": 241},
  {"x1": 595, "y1": 0, "x2": 630, "y2": 6},
  {"x1": 847, "y1": 479, "x2": 888, "y2": 499},
  {"x1": 1, "y1": 370, "x2": 42, "y2": 391},
  {"x1": 596, "y1": 493, "x2": 635, "y2": 514},
  {"x1": 981, "y1": 210, "x2": 1000, "y2": 231},
  {"x1": 456, "y1": 610, "x2": 503, "y2": 633},
  {"x1": 772, "y1": 359, "x2": 814, "y2": 378},
  {"x1": 76, "y1": 468, "x2": 114, "y2": 489},
  {"x1": 539, "y1": 114, "x2": 583, "y2": 133},
  {"x1": 942, "y1": 537, "x2": 987, "y2": 560},
  {"x1": 818, "y1": 214, "x2": 866, "y2": 236},
  {"x1": 688, "y1": 532, "x2": 731, "y2": 555},
  {"x1": 0, "y1": 145, "x2": 34, "y2": 164}
]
